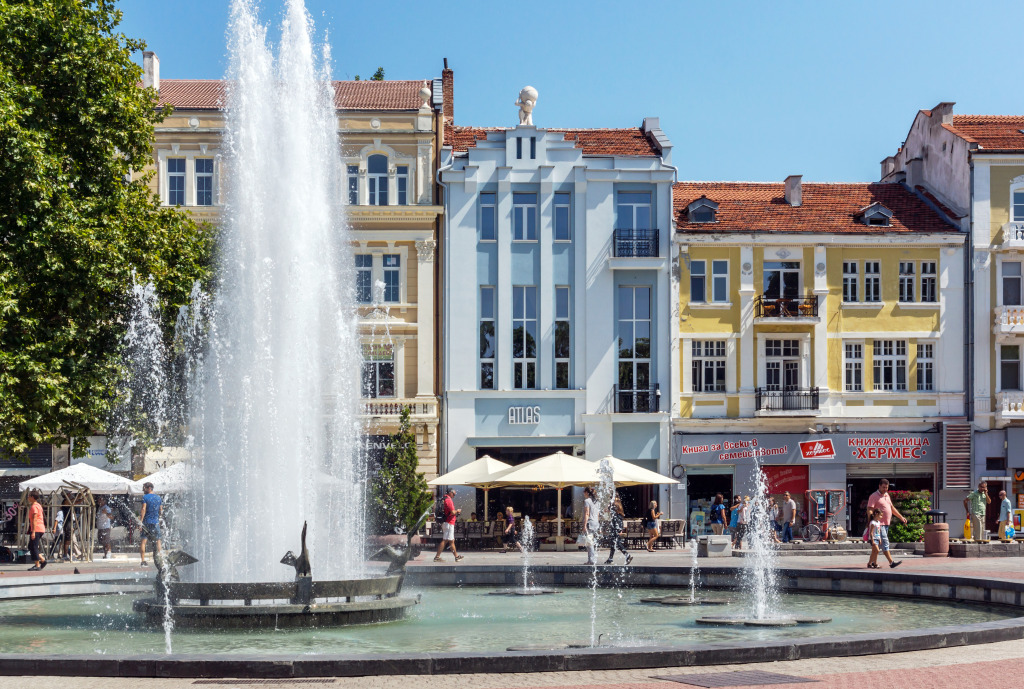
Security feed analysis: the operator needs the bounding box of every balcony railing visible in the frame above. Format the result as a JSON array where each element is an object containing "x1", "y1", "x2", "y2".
[
  {"x1": 614, "y1": 384, "x2": 660, "y2": 413},
  {"x1": 613, "y1": 229, "x2": 660, "y2": 258},
  {"x1": 1002, "y1": 222, "x2": 1024, "y2": 249},
  {"x1": 755, "y1": 387, "x2": 820, "y2": 413},
  {"x1": 754, "y1": 295, "x2": 819, "y2": 319},
  {"x1": 997, "y1": 392, "x2": 1024, "y2": 423},
  {"x1": 994, "y1": 305, "x2": 1024, "y2": 338},
  {"x1": 359, "y1": 399, "x2": 437, "y2": 417}
]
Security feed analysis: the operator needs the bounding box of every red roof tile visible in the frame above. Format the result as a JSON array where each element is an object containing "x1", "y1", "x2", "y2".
[
  {"x1": 445, "y1": 125, "x2": 658, "y2": 156},
  {"x1": 915, "y1": 185, "x2": 965, "y2": 220},
  {"x1": 156, "y1": 79, "x2": 428, "y2": 111},
  {"x1": 943, "y1": 115, "x2": 1024, "y2": 151},
  {"x1": 674, "y1": 182, "x2": 958, "y2": 235}
]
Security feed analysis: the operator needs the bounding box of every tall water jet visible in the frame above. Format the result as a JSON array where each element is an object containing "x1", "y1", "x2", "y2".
[
  {"x1": 589, "y1": 459, "x2": 615, "y2": 646},
  {"x1": 182, "y1": 0, "x2": 364, "y2": 583},
  {"x1": 745, "y1": 456, "x2": 780, "y2": 620}
]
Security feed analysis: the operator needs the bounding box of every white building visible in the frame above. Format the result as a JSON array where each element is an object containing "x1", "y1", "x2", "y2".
[{"x1": 439, "y1": 113, "x2": 676, "y2": 518}]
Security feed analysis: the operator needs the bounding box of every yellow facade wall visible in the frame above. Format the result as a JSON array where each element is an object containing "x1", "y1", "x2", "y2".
[{"x1": 990, "y1": 166, "x2": 1024, "y2": 243}]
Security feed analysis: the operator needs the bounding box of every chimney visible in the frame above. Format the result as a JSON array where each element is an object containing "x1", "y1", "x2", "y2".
[
  {"x1": 441, "y1": 58, "x2": 453, "y2": 122},
  {"x1": 784, "y1": 175, "x2": 802, "y2": 207},
  {"x1": 880, "y1": 156, "x2": 896, "y2": 180},
  {"x1": 143, "y1": 51, "x2": 160, "y2": 91},
  {"x1": 906, "y1": 157, "x2": 924, "y2": 189}
]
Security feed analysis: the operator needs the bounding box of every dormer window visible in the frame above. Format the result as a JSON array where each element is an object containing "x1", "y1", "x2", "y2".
[
  {"x1": 687, "y1": 196, "x2": 719, "y2": 223},
  {"x1": 860, "y1": 202, "x2": 893, "y2": 228}
]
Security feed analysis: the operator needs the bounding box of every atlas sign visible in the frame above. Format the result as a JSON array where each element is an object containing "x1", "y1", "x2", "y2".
[
  {"x1": 508, "y1": 405, "x2": 541, "y2": 425},
  {"x1": 799, "y1": 439, "x2": 835, "y2": 460}
]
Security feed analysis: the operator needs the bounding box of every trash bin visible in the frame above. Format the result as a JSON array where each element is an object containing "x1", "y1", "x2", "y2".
[{"x1": 923, "y1": 509, "x2": 949, "y2": 557}]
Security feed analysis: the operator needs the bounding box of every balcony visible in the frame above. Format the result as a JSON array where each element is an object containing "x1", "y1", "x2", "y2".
[
  {"x1": 613, "y1": 229, "x2": 660, "y2": 258},
  {"x1": 754, "y1": 295, "x2": 819, "y2": 320},
  {"x1": 359, "y1": 398, "x2": 438, "y2": 419},
  {"x1": 1001, "y1": 222, "x2": 1024, "y2": 250},
  {"x1": 996, "y1": 392, "x2": 1024, "y2": 424},
  {"x1": 994, "y1": 305, "x2": 1024, "y2": 341},
  {"x1": 755, "y1": 387, "x2": 820, "y2": 415},
  {"x1": 614, "y1": 385, "x2": 660, "y2": 413}
]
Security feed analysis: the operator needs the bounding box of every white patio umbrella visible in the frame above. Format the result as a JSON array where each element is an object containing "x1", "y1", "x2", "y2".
[
  {"x1": 19, "y1": 463, "x2": 137, "y2": 495},
  {"x1": 427, "y1": 455, "x2": 512, "y2": 520},
  {"x1": 133, "y1": 462, "x2": 192, "y2": 494},
  {"x1": 591, "y1": 455, "x2": 679, "y2": 487},
  {"x1": 490, "y1": 451, "x2": 601, "y2": 549}
]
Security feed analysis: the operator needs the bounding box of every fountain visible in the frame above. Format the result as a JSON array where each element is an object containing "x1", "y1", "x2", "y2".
[
  {"x1": 132, "y1": 0, "x2": 417, "y2": 628},
  {"x1": 489, "y1": 516, "x2": 560, "y2": 596}
]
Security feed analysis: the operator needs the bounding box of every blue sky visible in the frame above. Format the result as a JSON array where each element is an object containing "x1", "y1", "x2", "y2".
[{"x1": 118, "y1": 0, "x2": 1023, "y2": 183}]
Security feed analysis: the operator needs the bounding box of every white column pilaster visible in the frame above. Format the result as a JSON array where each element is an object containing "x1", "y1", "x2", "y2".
[{"x1": 416, "y1": 239, "x2": 436, "y2": 397}]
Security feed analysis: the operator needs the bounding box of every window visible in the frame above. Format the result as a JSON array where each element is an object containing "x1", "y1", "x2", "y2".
[
  {"x1": 843, "y1": 262, "x2": 859, "y2": 303},
  {"x1": 555, "y1": 286, "x2": 570, "y2": 389},
  {"x1": 516, "y1": 137, "x2": 523, "y2": 159},
  {"x1": 864, "y1": 261, "x2": 881, "y2": 302},
  {"x1": 361, "y1": 343, "x2": 395, "y2": 398},
  {"x1": 692, "y1": 341, "x2": 726, "y2": 392},
  {"x1": 618, "y1": 286, "x2": 651, "y2": 394},
  {"x1": 512, "y1": 286, "x2": 537, "y2": 389},
  {"x1": 167, "y1": 158, "x2": 185, "y2": 205},
  {"x1": 1003, "y1": 262, "x2": 1022, "y2": 306},
  {"x1": 873, "y1": 340, "x2": 908, "y2": 391},
  {"x1": 479, "y1": 286, "x2": 495, "y2": 389},
  {"x1": 383, "y1": 254, "x2": 400, "y2": 303},
  {"x1": 355, "y1": 255, "x2": 373, "y2": 304},
  {"x1": 195, "y1": 159, "x2": 214, "y2": 206},
  {"x1": 1002, "y1": 345, "x2": 1021, "y2": 391},
  {"x1": 917, "y1": 343, "x2": 934, "y2": 392},
  {"x1": 687, "y1": 197, "x2": 718, "y2": 223},
  {"x1": 920, "y1": 262, "x2": 937, "y2": 303},
  {"x1": 1014, "y1": 190, "x2": 1024, "y2": 222},
  {"x1": 530, "y1": 136, "x2": 536, "y2": 159},
  {"x1": 512, "y1": 192, "x2": 537, "y2": 241},
  {"x1": 368, "y1": 154, "x2": 388, "y2": 206},
  {"x1": 690, "y1": 260, "x2": 706, "y2": 303},
  {"x1": 711, "y1": 260, "x2": 728, "y2": 303},
  {"x1": 866, "y1": 213, "x2": 890, "y2": 227},
  {"x1": 396, "y1": 165, "x2": 409, "y2": 205},
  {"x1": 347, "y1": 165, "x2": 359, "y2": 205},
  {"x1": 479, "y1": 192, "x2": 496, "y2": 241},
  {"x1": 554, "y1": 193, "x2": 571, "y2": 241},
  {"x1": 617, "y1": 191, "x2": 652, "y2": 231},
  {"x1": 899, "y1": 262, "x2": 915, "y2": 302},
  {"x1": 765, "y1": 339, "x2": 800, "y2": 391},
  {"x1": 844, "y1": 343, "x2": 863, "y2": 392},
  {"x1": 763, "y1": 262, "x2": 800, "y2": 300}
]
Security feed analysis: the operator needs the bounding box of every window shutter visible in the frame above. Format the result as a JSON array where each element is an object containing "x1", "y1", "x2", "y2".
[{"x1": 941, "y1": 423, "x2": 972, "y2": 489}]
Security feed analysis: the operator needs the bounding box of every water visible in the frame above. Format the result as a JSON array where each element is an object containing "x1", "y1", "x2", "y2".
[
  {"x1": 589, "y1": 459, "x2": 616, "y2": 645},
  {"x1": 180, "y1": 0, "x2": 364, "y2": 583},
  {"x1": 0, "y1": 588, "x2": 1009, "y2": 656},
  {"x1": 520, "y1": 516, "x2": 534, "y2": 590},
  {"x1": 745, "y1": 456, "x2": 780, "y2": 620},
  {"x1": 688, "y1": 538, "x2": 698, "y2": 602}
]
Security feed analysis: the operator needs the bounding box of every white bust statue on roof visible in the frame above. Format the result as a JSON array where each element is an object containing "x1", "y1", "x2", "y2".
[{"x1": 515, "y1": 86, "x2": 538, "y2": 126}]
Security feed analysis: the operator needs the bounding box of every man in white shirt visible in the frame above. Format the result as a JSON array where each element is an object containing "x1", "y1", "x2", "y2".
[{"x1": 997, "y1": 490, "x2": 1014, "y2": 540}]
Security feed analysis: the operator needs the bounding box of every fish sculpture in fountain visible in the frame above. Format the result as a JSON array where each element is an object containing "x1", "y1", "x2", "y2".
[
  {"x1": 371, "y1": 509, "x2": 431, "y2": 575},
  {"x1": 280, "y1": 521, "x2": 312, "y2": 579}
]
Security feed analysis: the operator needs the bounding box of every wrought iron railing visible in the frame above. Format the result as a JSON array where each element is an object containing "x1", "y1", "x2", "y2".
[
  {"x1": 754, "y1": 295, "x2": 818, "y2": 318},
  {"x1": 754, "y1": 387, "x2": 820, "y2": 412},
  {"x1": 613, "y1": 229, "x2": 660, "y2": 258},
  {"x1": 614, "y1": 384, "x2": 660, "y2": 413}
]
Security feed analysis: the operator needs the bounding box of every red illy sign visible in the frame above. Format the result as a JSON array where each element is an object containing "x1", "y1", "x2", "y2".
[{"x1": 799, "y1": 439, "x2": 836, "y2": 460}]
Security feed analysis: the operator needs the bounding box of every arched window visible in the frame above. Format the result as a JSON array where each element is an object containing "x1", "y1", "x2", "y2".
[{"x1": 368, "y1": 154, "x2": 388, "y2": 206}]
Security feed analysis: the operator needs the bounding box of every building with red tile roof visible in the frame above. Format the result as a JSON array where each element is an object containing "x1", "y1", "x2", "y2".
[
  {"x1": 156, "y1": 78, "x2": 431, "y2": 112},
  {"x1": 445, "y1": 125, "x2": 661, "y2": 157}
]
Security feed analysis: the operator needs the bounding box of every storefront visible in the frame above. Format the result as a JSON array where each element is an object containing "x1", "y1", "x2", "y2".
[
  {"x1": 673, "y1": 431, "x2": 942, "y2": 534},
  {"x1": 1, "y1": 444, "x2": 54, "y2": 548}
]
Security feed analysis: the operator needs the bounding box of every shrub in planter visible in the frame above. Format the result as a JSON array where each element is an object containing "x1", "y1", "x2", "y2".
[{"x1": 886, "y1": 490, "x2": 931, "y2": 542}]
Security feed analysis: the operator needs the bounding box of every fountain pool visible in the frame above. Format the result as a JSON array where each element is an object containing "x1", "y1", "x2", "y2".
[{"x1": 0, "y1": 586, "x2": 1012, "y2": 656}]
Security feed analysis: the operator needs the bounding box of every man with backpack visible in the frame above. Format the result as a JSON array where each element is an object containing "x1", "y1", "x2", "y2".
[{"x1": 433, "y1": 488, "x2": 464, "y2": 562}]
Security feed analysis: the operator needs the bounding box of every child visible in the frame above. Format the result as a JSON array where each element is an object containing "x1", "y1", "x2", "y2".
[{"x1": 867, "y1": 508, "x2": 883, "y2": 569}]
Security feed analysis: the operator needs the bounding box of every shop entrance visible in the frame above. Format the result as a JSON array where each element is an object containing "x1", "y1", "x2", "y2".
[
  {"x1": 847, "y1": 464, "x2": 935, "y2": 537},
  {"x1": 685, "y1": 468, "x2": 734, "y2": 536},
  {"x1": 473, "y1": 447, "x2": 572, "y2": 521}
]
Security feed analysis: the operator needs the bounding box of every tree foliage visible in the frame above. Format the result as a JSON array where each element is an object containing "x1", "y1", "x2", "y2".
[
  {"x1": 368, "y1": 407, "x2": 433, "y2": 535},
  {"x1": 0, "y1": 0, "x2": 212, "y2": 457},
  {"x1": 353, "y1": 67, "x2": 385, "y2": 82}
]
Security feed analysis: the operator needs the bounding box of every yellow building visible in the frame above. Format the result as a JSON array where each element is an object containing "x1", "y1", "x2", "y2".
[
  {"x1": 670, "y1": 177, "x2": 966, "y2": 532},
  {"x1": 142, "y1": 53, "x2": 446, "y2": 478}
]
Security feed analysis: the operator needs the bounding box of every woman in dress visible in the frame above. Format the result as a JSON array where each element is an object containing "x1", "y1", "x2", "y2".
[
  {"x1": 645, "y1": 500, "x2": 663, "y2": 552},
  {"x1": 500, "y1": 506, "x2": 521, "y2": 553}
]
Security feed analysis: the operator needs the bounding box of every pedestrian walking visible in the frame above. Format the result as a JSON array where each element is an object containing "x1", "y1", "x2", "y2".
[
  {"x1": 866, "y1": 478, "x2": 907, "y2": 568},
  {"x1": 735, "y1": 496, "x2": 750, "y2": 547},
  {"x1": 582, "y1": 486, "x2": 600, "y2": 565},
  {"x1": 709, "y1": 493, "x2": 726, "y2": 535},
  {"x1": 25, "y1": 489, "x2": 47, "y2": 571},
  {"x1": 963, "y1": 481, "x2": 990, "y2": 542},
  {"x1": 866, "y1": 508, "x2": 883, "y2": 569},
  {"x1": 768, "y1": 497, "x2": 782, "y2": 543},
  {"x1": 433, "y1": 488, "x2": 464, "y2": 562},
  {"x1": 645, "y1": 500, "x2": 663, "y2": 552},
  {"x1": 729, "y1": 495, "x2": 741, "y2": 546},
  {"x1": 604, "y1": 496, "x2": 633, "y2": 565},
  {"x1": 139, "y1": 482, "x2": 163, "y2": 566},
  {"x1": 500, "y1": 506, "x2": 521, "y2": 553},
  {"x1": 96, "y1": 496, "x2": 113, "y2": 559},
  {"x1": 997, "y1": 489, "x2": 1014, "y2": 540},
  {"x1": 780, "y1": 491, "x2": 797, "y2": 543}
]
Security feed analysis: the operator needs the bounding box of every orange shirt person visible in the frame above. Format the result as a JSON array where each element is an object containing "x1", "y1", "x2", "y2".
[{"x1": 26, "y1": 489, "x2": 47, "y2": 571}]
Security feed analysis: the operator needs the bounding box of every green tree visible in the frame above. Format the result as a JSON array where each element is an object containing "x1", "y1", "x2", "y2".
[
  {"x1": 368, "y1": 407, "x2": 433, "y2": 535},
  {"x1": 0, "y1": 0, "x2": 212, "y2": 457},
  {"x1": 353, "y1": 67, "x2": 385, "y2": 82}
]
